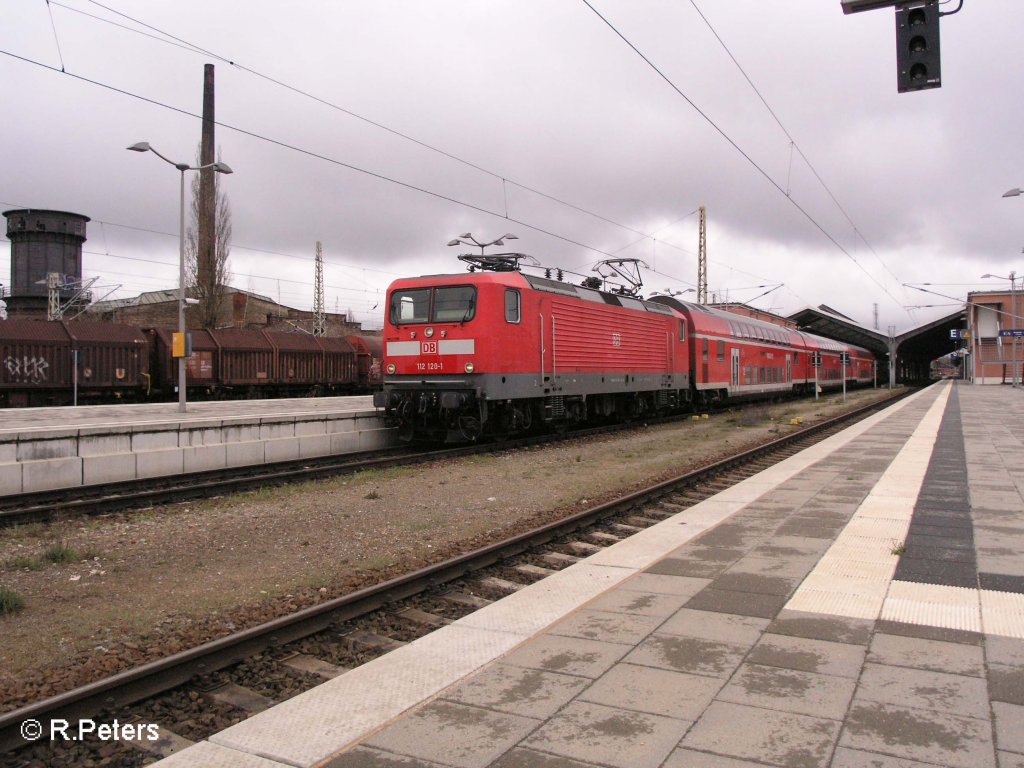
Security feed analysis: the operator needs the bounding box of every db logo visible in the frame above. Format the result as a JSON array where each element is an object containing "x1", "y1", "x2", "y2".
[{"x1": 421, "y1": 341, "x2": 438, "y2": 354}]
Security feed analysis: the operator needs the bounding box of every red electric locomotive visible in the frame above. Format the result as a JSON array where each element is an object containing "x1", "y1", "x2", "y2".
[
  {"x1": 373, "y1": 254, "x2": 876, "y2": 441},
  {"x1": 373, "y1": 260, "x2": 691, "y2": 441}
]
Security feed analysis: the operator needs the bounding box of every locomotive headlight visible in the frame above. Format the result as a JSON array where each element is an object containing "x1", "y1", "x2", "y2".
[
  {"x1": 386, "y1": 363, "x2": 397, "y2": 375},
  {"x1": 424, "y1": 327, "x2": 434, "y2": 338},
  {"x1": 465, "y1": 362, "x2": 475, "y2": 373}
]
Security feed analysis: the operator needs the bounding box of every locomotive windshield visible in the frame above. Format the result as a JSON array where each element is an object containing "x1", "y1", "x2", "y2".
[{"x1": 389, "y1": 285, "x2": 477, "y2": 325}]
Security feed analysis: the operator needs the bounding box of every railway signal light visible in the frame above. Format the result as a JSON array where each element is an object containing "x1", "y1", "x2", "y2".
[
  {"x1": 841, "y1": 0, "x2": 949, "y2": 94},
  {"x1": 896, "y1": 1, "x2": 941, "y2": 92}
]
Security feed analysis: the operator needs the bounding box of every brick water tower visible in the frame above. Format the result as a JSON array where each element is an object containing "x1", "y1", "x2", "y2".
[{"x1": 3, "y1": 209, "x2": 90, "y2": 318}]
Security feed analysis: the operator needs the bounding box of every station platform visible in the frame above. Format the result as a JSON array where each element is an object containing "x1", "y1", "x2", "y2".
[
  {"x1": 154, "y1": 380, "x2": 1024, "y2": 768},
  {"x1": 0, "y1": 396, "x2": 393, "y2": 496}
]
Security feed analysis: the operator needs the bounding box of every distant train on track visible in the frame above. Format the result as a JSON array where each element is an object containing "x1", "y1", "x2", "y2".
[
  {"x1": 0, "y1": 320, "x2": 382, "y2": 407},
  {"x1": 373, "y1": 255, "x2": 877, "y2": 441}
]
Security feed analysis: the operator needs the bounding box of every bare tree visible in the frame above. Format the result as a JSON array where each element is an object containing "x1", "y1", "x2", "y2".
[{"x1": 184, "y1": 148, "x2": 233, "y2": 328}]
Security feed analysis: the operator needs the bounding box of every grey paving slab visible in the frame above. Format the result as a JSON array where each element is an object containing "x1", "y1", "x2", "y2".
[
  {"x1": 830, "y1": 746, "x2": 943, "y2": 767},
  {"x1": 545, "y1": 609, "x2": 664, "y2": 645},
  {"x1": 521, "y1": 701, "x2": 686, "y2": 768},
  {"x1": 754, "y1": 535, "x2": 832, "y2": 558},
  {"x1": 705, "y1": 571, "x2": 799, "y2": 597},
  {"x1": 324, "y1": 747, "x2": 449, "y2": 767},
  {"x1": 691, "y1": 524, "x2": 767, "y2": 549},
  {"x1": 500, "y1": 634, "x2": 632, "y2": 679},
  {"x1": 766, "y1": 610, "x2": 873, "y2": 646},
  {"x1": 717, "y1": 662, "x2": 857, "y2": 720},
  {"x1": 681, "y1": 700, "x2": 841, "y2": 768},
  {"x1": 583, "y1": 586, "x2": 693, "y2": 617},
  {"x1": 684, "y1": 586, "x2": 789, "y2": 618},
  {"x1": 989, "y1": 663, "x2": 1024, "y2": 706},
  {"x1": 662, "y1": 749, "x2": 770, "y2": 767},
  {"x1": 747, "y1": 633, "x2": 866, "y2": 678},
  {"x1": 980, "y1": 573, "x2": 1024, "y2": 593},
  {"x1": 993, "y1": 702, "x2": 1024, "y2": 755},
  {"x1": 774, "y1": 521, "x2": 849, "y2": 539},
  {"x1": 867, "y1": 632, "x2": 985, "y2": 677},
  {"x1": 614, "y1": 572, "x2": 710, "y2": 598},
  {"x1": 658, "y1": 607, "x2": 769, "y2": 645},
  {"x1": 874, "y1": 619, "x2": 983, "y2": 646},
  {"x1": 490, "y1": 749, "x2": 602, "y2": 768},
  {"x1": 855, "y1": 662, "x2": 990, "y2": 720},
  {"x1": 840, "y1": 702, "x2": 996, "y2": 768},
  {"x1": 987, "y1": 635, "x2": 1024, "y2": 666},
  {"x1": 720, "y1": 554, "x2": 821, "y2": 580},
  {"x1": 362, "y1": 701, "x2": 540, "y2": 768},
  {"x1": 624, "y1": 633, "x2": 749, "y2": 679},
  {"x1": 998, "y1": 751, "x2": 1024, "y2": 768},
  {"x1": 441, "y1": 663, "x2": 589, "y2": 720},
  {"x1": 646, "y1": 555, "x2": 738, "y2": 579},
  {"x1": 577, "y1": 662, "x2": 722, "y2": 720}
]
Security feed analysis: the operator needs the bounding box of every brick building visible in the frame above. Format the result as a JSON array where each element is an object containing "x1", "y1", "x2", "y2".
[
  {"x1": 88, "y1": 286, "x2": 364, "y2": 336},
  {"x1": 966, "y1": 288, "x2": 1023, "y2": 385}
]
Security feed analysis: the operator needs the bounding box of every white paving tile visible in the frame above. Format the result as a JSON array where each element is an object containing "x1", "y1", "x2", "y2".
[
  {"x1": 151, "y1": 740, "x2": 294, "y2": 767},
  {"x1": 981, "y1": 589, "x2": 1024, "y2": 639},
  {"x1": 208, "y1": 623, "x2": 527, "y2": 767},
  {"x1": 454, "y1": 563, "x2": 635, "y2": 635},
  {"x1": 785, "y1": 383, "x2": 953, "y2": 625}
]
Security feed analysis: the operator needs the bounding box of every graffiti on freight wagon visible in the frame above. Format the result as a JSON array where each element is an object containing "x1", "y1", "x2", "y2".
[{"x1": 4, "y1": 355, "x2": 50, "y2": 383}]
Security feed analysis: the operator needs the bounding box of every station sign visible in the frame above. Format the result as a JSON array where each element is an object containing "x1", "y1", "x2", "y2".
[
  {"x1": 998, "y1": 330, "x2": 1024, "y2": 338},
  {"x1": 949, "y1": 329, "x2": 970, "y2": 340}
]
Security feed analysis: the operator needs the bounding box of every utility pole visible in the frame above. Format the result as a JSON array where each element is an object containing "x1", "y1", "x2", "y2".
[
  {"x1": 697, "y1": 206, "x2": 707, "y2": 304},
  {"x1": 314, "y1": 241, "x2": 326, "y2": 337},
  {"x1": 198, "y1": 64, "x2": 216, "y2": 300}
]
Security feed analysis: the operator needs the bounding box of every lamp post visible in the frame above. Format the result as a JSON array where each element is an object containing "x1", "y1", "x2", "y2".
[
  {"x1": 982, "y1": 271, "x2": 1019, "y2": 388},
  {"x1": 446, "y1": 232, "x2": 518, "y2": 254},
  {"x1": 127, "y1": 142, "x2": 233, "y2": 412}
]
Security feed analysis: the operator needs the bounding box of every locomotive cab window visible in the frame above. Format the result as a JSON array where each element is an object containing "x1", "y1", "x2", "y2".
[
  {"x1": 505, "y1": 289, "x2": 521, "y2": 323},
  {"x1": 434, "y1": 286, "x2": 477, "y2": 323},
  {"x1": 390, "y1": 286, "x2": 477, "y2": 325},
  {"x1": 391, "y1": 289, "x2": 430, "y2": 324}
]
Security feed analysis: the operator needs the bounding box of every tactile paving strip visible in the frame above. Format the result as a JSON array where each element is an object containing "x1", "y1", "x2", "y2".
[{"x1": 785, "y1": 382, "x2": 1024, "y2": 639}]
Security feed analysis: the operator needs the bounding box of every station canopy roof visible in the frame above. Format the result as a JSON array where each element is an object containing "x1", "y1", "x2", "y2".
[{"x1": 787, "y1": 305, "x2": 967, "y2": 363}]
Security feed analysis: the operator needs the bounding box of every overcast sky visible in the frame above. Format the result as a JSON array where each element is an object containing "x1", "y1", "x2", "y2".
[{"x1": 2, "y1": 0, "x2": 1022, "y2": 332}]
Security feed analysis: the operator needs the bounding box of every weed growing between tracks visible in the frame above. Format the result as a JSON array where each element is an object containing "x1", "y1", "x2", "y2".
[{"x1": 0, "y1": 586, "x2": 25, "y2": 616}]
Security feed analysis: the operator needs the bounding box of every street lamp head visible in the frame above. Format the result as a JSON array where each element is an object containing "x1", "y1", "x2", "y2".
[
  {"x1": 126, "y1": 142, "x2": 151, "y2": 153},
  {"x1": 1003, "y1": 188, "x2": 1022, "y2": 198},
  {"x1": 213, "y1": 162, "x2": 233, "y2": 174},
  {"x1": 446, "y1": 239, "x2": 461, "y2": 247}
]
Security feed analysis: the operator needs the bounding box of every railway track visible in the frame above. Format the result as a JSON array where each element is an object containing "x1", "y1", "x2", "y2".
[
  {"x1": 0, "y1": 394, "x2": 845, "y2": 530},
  {"x1": 0, "y1": 389, "x2": 910, "y2": 765},
  {"x1": 0, "y1": 421, "x2": 638, "y2": 529}
]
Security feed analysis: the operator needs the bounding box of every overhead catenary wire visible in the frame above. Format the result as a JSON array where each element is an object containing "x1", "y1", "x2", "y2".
[
  {"x1": 581, "y1": 0, "x2": 912, "y2": 318},
  {"x1": 8, "y1": 3, "x2": 916, "y2": 323},
  {"x1": 687, "y1": 0, "x2": 909, "y2": 299},
  {"x1": 59, "y1": 0, "x2": 669, "y2": 246},
  {"x1": 48, "y1": 0, "x2": 786, "y2": 285}
]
